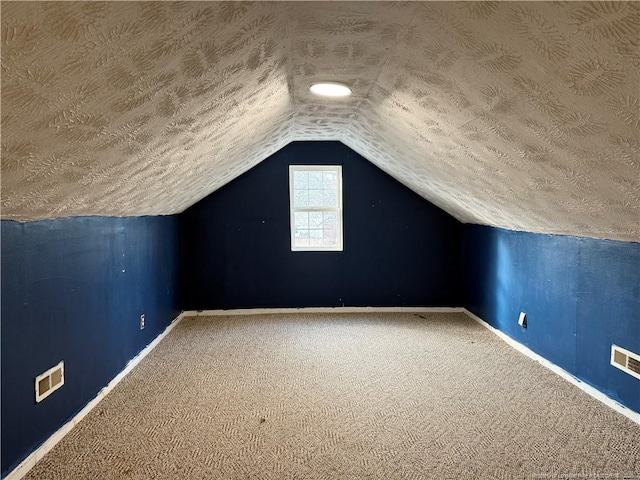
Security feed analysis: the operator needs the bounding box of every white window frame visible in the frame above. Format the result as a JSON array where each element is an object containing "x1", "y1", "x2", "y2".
[{"x1": 289, "y1": 165, "x2": 343, "y2": 252}]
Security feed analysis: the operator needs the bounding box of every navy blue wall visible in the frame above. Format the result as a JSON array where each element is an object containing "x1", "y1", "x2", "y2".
[
  {"x1": 5, "y1": 141, "x2": 637, "y2": 476},
  {"x1": 464, "y1": 225, "x2": 640, "y2": 413},
  {"x1": 181, "y1": 141, "x2": 464, "y2": 309},
  {"x1": 1, "y1": 216, "x2": 181, "y2": 476}
]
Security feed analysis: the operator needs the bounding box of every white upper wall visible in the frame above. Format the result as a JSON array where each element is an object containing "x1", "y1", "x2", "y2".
[{"x1": 2, "y1": 2, "x2": 638, "y2": 241}]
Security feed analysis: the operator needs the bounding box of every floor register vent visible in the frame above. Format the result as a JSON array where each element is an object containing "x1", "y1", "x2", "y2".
[
  {"x1": 36, "y1": 361, "x2": 65, "y2": 403},
  {"x1": 611, "y1": 345, "x2": 640, "y2": 380}
]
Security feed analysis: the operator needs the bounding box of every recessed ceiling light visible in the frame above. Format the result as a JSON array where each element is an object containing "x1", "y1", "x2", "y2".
[{"x1": 310, "y1": 82, "x2": 352, "y2": 97}]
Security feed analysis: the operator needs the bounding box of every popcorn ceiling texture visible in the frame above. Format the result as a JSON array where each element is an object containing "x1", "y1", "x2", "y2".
[{"x1": 2, "y1": 2, "x2": 639, "y2": 241}]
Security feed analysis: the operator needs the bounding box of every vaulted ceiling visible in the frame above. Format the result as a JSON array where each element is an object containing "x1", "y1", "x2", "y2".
[{"x1": 2, "y1": 2, "x2": 639, "y2": 241}]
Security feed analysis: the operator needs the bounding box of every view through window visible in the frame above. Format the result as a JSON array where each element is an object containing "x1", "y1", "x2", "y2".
[{"x1": 289, "y1": 165, "x2": 343, "y2": 251}]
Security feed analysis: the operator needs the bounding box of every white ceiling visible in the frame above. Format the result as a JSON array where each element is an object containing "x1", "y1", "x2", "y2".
[{"x1": 2, "y1": 1, "x2": 639, "y2": 242}]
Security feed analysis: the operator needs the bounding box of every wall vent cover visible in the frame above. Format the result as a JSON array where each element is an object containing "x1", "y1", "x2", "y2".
[
  {"x1": 35, "y1": 361, "x2": 64, "y2": 403},
  {"x1": 610, "y1": 345, "x2": 640, "y2": 380}
]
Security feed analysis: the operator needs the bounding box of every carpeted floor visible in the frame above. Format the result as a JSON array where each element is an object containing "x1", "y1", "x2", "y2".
[{"x1": 25, "y1": 312, "x2": 639, "y2": 480}]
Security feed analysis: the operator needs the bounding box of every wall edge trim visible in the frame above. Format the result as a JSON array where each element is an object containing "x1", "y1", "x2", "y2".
[
  {"x1": 4, "y1": 311, "x2": 187, "y2": 480},
  {"x1": 462, "y1": 309, "x2": 640, "y2": 425},
  {"x1": 186, "y1": 306, "x2": 465, "y2": 316}
]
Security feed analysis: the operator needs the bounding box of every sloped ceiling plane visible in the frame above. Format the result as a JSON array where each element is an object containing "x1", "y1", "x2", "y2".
[{"x1": 2, "y1": 2, "x2": 639, "y2": 242}]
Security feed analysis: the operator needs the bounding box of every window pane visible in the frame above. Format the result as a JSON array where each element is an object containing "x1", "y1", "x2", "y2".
[
  {"x1": 323, "y1": 228, "x2": 337, "y2": 246},
  {"x1": 308, "y1": 189, "x2": 323, "y2": 207},
  {"x1": 309, "y1": 211, "x2": 323, "y2": 228},
  {"x1": 323, "y1": 171, "x2": 337, "y2": 189},
  {"x1": 294, "y1": 189, "x2": 308, "y2": 207},
  {"x1": 293, "y1": 171, "x2": 308, "y2": 189},
  {"x1": 322, "y1": 189, "x2": 337, "y2": 207},
  {"x1": 294, "y1": 212, "x2": 309, "y2": 229},
  {"x1": 308, "y1": 171, "x2": 323, "y2": 189},
  {"x1": 323, "y1": 211, "x2": 337, "y2": 226},
  {"x1": 309, "y1": 229, "x2": 323, "y2": 246},
  {"x1": 294, "y1": 229, "x2": 309, "y2": 247},
  {"x1": 323, "y1": 211, "x2": 338, "y2": 246}
]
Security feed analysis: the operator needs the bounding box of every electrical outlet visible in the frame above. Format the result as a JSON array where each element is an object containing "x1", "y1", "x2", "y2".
[
  {"x1": 140, "y1": 314, "x2": 145, "y2": 330},
  {"x1": 518, "y1": 312, "x2": 527, "y2": 328}
]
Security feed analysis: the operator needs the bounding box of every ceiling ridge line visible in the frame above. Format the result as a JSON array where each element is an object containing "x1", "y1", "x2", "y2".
[{"x1": 343, "y1": 5, "x2": 419, "y2": 139}]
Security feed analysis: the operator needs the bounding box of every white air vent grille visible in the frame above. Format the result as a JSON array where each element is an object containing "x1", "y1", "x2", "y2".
[
  {"x1": 35, "y1": 361, "x2": 64, "y2": 403},
  {"x1": 628, "y1": 357, "x2": 640, "y2": 375},
  {"x1": 611, "y1": 345, "x2": 640, "y2": 380}
]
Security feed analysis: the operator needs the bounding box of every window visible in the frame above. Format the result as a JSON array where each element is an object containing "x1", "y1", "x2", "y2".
[{"x1": 289, "y1": 165, "x2": 343, "y2": 251}]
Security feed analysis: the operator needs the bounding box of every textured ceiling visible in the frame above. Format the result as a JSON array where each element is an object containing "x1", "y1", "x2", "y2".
[{"x1": 2, "y1": 2, "x2": 639, "y2": 242}]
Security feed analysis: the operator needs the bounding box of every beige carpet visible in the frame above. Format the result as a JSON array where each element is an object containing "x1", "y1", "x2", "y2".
[{"x1": 25, "y1": 313, "x2": 639, "y2": 480}]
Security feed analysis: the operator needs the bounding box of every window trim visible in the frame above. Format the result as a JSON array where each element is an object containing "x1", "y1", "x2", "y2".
[{"x1": 289, "y1": 165, "x2": 343, "y2": 252}]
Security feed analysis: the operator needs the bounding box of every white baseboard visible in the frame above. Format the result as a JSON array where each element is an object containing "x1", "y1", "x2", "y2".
[
  {"x1": 6, "y1": 306, "x2": 458, "y2": 479},
  {"x1": 5, "y1": 312, "x2": 187, "y2": 480},
  {"x1": 9, "y1": 306, "x2": 636, "y2": 480},
  {"x1": 462, "y1": 309, "x2": 640, "y2": 426},
  {"x1": 186, "y1": 306, "x2": 465, "y2": 317}
]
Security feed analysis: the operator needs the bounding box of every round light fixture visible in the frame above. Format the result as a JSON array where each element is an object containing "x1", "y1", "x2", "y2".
[{"x1": 309, "y1": 82, "x2": 352, "y2": 97}]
